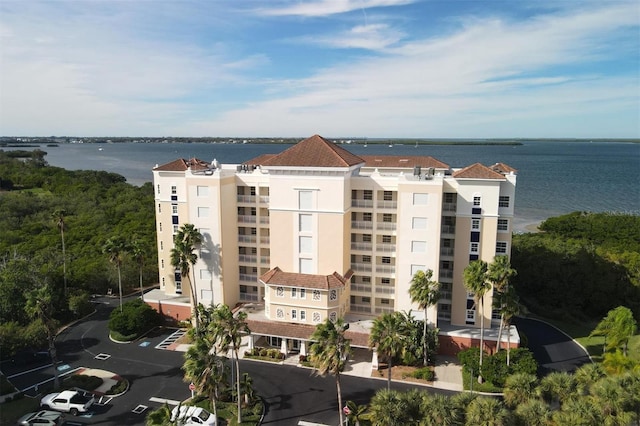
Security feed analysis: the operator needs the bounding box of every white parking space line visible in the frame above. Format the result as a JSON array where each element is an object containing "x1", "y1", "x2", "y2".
[
  {"x1": 6, "y1": 363, "x2": 53, "y2": 379},
  {"x1": 149, "y1": 397, "x2": 181, "y2": 405},
  {"x1": 132, "y1": 404, "x2": 148, "y2": 414},
  {"x1": 94, "y1": 353, "x2": 111, "y2": 360}
]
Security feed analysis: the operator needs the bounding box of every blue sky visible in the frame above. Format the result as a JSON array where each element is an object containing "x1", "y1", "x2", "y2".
[{"x1": 1, "y1": 0, "x2": 638, "y2": 138}]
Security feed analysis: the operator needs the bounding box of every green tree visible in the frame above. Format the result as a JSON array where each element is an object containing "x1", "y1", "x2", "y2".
[
  {"x1": 409, "y1": 269, "x2": 440, "y2": 366},
  {"x1": 513, "y1": 399, "x2": 552, "y2": 426},
  {"x1": 493, "y1": 286, "x2": 520, "y2": 365},
  {"x1": 52, "y1": 209, "x2": 67, "y2": 295},
  {"x1": 463, "y1": 260, "x2": 491, "y2": 379},
  {"x1": 345, "y1": 400, "x2": 369, "y2": 426},
  {"x1": 209, "y1": 304, "x2": 250, "y2": 424},
  {"x1": 369, "y1": 312, "x2": 408, "y2": 390},
  {"x1": 309, "y1": 317, "x2": 352, "y2": 426},
  {"x1": 465, "y1": 397, "x2": 511, "y2": 426},
  {"x1": 503, "y1": 372, "x2": 538, "y2": 408},
  {"x1": 182, "y1": 338, "x2": 227, "y2": 421},
  {"x1": 538, "y1": 371, "x2": 577, "y2": 409},
  {"x1": 170, "y1": 224, "x2": 202, "y2": 330},
  {"x1": 103, "y1": 236, "x2": 128, "y2": 311},
  {"x1": 130, "y1": 238, "x2": 147, "y2": 301},
  {"x1": 369, "y1": 389, "x2": 410, "y2": 426},
  {"x1": 421, "y1": 392, "x2": 461, "y2": 425},
  {"x1": 25, "y1": 284, "x2": 60, "y2": 389},
  {"x1": 146, "y1": 402, "x2": 174, "y2": 425},
  {"x1": 590, "y1": 306, "x2": 637, "y2": 357},
  {"x1": 487, "y1": 255, "x2": 517, "y2": 352}
]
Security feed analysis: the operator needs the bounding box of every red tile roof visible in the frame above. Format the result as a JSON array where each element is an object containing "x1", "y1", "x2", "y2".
[
  {"x1": 153, "y1": 158, "x2": 210, "y2": 171},
  {"x1": 257, "y1": 134, "x2": 365, "y2": 168},
  {"x1": 260, "y1": 267, "x2": 348, "y2": 290},
  {"x1": 360, "y1": 155, "x2": 449, "y2": 169},
  {"x1": 452, "y1": 163, "x2": 506, "y2": 180},
  {"x1": 490, "y1": 162, "x2": 518, "y2": 174}
]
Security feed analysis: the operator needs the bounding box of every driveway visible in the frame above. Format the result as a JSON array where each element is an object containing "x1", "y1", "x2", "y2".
[{"x1": 513, "y1": 317, "x2": 592, "y2": 376}]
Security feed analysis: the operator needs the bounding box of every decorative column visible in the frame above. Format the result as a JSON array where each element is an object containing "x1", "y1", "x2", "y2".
[{"x1": 371, "y1": 349, "x2": 379, "y2": 370}]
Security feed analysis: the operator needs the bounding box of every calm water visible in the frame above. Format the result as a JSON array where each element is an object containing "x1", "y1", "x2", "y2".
[{"x1": 7, "y1": 141, "x2": 640, "y2": 232}]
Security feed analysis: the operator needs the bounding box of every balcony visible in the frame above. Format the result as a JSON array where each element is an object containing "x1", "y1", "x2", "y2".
[
  {"x1": 375, "y1": 286, "x2": 395, "y2": 295},
  {"x1": 237, "y1": 195, "x2": 256, "y2": 203},
  {"x1": 375, "y1": 306, "x2": 395, "y2": 314},
  {"x1": 377, "y1": 222, "x2": 397, "y2": 231},
  {"x1": 376, "y1": 265, "x2": 396, "y2": 274},
  {"x1": 439, "y1": 291, "x2": 452, "y2": 301},
  {"x1": 350, "y1": 304, "x2": 373, "y2": 314},
  {"x1": 260, "y1": 256, "x2": 270, "y2": 265},
  {"x1": 260, "y1": 216, "x2": 270, "y2": 224},
  {"x1": 443, "y1": 203, "x2": 457, "y2": 212},
  {"x1": 376, "y1": 200, "x2": 397, "y2": 209},
  {"x1": 441, "y1": 225, "x2": 456, "y2": 235},
  {"x1": 351, "y1": 221, "x2": 373, "y2": 230},
  {"x1": 376, "y1": 243, "x2": 396, "y2": 253},
  {"x1": 438, "y1": 311, "x2": 451, "y2": 321},
  {"x1": 237, "y1": 215, "x2": 257, "y2": 224},
  {"x1": 351, "y1": 242, "x2": 373, "y2": 251},
  {"x1": 439, "y1": 270, "x2": 454, "y2": 281},
  {"x1": 259, "y1": 196, "x2": 269, "y2": 204},
  {"x1": 351, "y1": 199, "x2": 374, "y2": 208},
  {"x1": 239, "y1": 293, "x2": 259, "y2": 302},
  {"x1": 440, "y1": 247, "x2": 455, "y2": 256},
  {"x1": 239, "y1": 274, "x2": 258, "y2": 283},
  {"x1": 238, "y1": 235, "x2": 257, "y2": 244},
  {"x1": 350, "y1": 284, "x2": 372, "y2": 293},
  {"x1": 260, "y1": 236, "x2": 270, "y2": 244},
  {"x1": 238, "y1": 254, "x2": 257, "y2": 263},
  {"x1": 351, "y1": 263, "x2": 372, "y2": 272}
]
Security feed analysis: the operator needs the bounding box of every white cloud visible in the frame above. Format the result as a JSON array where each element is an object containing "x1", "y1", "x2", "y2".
[
  {"x1": 298, "y1": 23, "x2": 405, "y2": 50},
  {"x1": 259, "y1": 0, "x2": 414, "y2": 17}
]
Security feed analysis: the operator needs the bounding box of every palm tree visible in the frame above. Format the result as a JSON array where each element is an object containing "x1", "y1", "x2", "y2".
[
  {"x1": 487, "y1": 255, "x2": 517, "y2": 352},
  {"x1": 369, "y1": 389, "x2": 410, "y2": 426},
  {"x1": 503, "y1": 372, "x2": 539, "y2": 408},
  {"x1": 591, "y1": 375, "x2": 634, "y2": 425},
  {"x1": 146, "y1": 402, "x2": 174, "y2": 425},
  {"x1": 345, "y1": 400, "x2": 369, "y2": 426},
  {"x1": 514, "y1": 399, "x2": 552, "y2": 426},
  {"x1": 369, "y1": 312, "x2": 408, "y2": 390},
  {"x1": 463, "y1": 260, "x2": 491, "y2": 379},
  {"x1": 130, "y1": 238, "x2": 147, "y2": 301},
  {"x1": 465, "y1": 396, "x2": 511, "y2": 426},
  {"x1": 25, "y1": 284, "x2": 60, "y2": 389},
  {"x1": 309, "y1": 317, "x2": 352, "y2": 426},
  {"x1": 552, "y1": 397, "x2": 602, "y2": 426},
  {"x1": 409, "y1": 269, "x2": 441, "y2": 366},
  {"x1": 209, "y1": 304, "x2": 250, "y2": 424},
  {"x1": 103, "y1": 236, "x2": 128, "y2": 311},
  {"x1": 170, "y1": 224, "x2": 202, "y2": 331},
  {"x1": 52, "y1": 209, "x2": 67, "y2": 294},
  {"x1": 494, "y1": 286, "x2": 520, "y2": 365},
  {"x1": 421, "y1": 393, "x2": 461, "y2": 425},
  {"x1": 538, "y1": 371, "x2": 577, "y2": 409},
  {"x1": 574, "y1": 363, "x2": 606, "y2": 396},
  {"x1": 182, "y1": 338, "x2": 227, "y2": 422},
  {"x1": 590, "y1": 306, "x2": 638, "y2": 357}
]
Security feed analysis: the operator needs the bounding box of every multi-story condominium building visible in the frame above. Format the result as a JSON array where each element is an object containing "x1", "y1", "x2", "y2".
[{"x1": 147, "y1": 135, "x2": 518, "y2": 355}]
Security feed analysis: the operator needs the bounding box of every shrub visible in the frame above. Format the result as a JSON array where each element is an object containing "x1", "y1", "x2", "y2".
[
  {"x1": 411, "y1": 367, "x2": 434, "y2": 381},
  {"x1": 259, "y1": 348, "x2": 268, "y2": 357},
  {"x1": 108, "y1": 299, "x2": 161, "y2": 338},
  {"x1": 64, "y1": 374, "x2": 103, "y2": 391},
  {"x1": 68, "y1": 291, "x2": 93, "y2": 318}
]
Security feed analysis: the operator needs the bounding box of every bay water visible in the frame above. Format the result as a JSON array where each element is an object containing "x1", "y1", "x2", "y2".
[{"x1": 7, "y1": 141, "x2": 640, "y2": 232}]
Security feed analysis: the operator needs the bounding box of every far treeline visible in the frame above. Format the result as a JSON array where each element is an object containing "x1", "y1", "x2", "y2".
[
  {"x1": 0, "y1": 149, "x2": 157, "y2": 357},
  {"x1": 512, "y1": 211, "x2": 640, "y2": 321}
]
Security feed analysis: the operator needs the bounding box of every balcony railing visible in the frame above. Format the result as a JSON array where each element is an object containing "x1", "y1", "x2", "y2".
[
  {"x1": 440, "y1": 247, "x2": 455, "y2": 256},
  {"x1": 376, "y1": 200, "x2": 397, "y2": 209},
  {"x1": 375, "y1": 306, "x2": 395, "y2": 314},
  {"x1": 238, "y1": 235, "x2": 257, "y2": 244},
  {"x1": 443, "y1": 203, "x2": 457, "y2": 212},
  {"x1": 376, "y1": 243, "x2": 396, "y2": 252},
  {"x1": 239, "y1": 274, "x2": 258, "y2": 283},
  {"x1": 376, "y1": 265, "x2": 396, "y2": 274},
  {"x1": 238, "y1": 254, "x2": 257, "y2": 263},
  {"x1": 440, "y1": 291, "x2": 452, "y2": 301},
  {"x1": 350, "y1": 304, "x2": 373, "y2": 313},
  {"x1": 438, "y1": 311, "x2": 451, "y2": 321},
  {"x1": 351, "y1": 221, "x2": 373, "y2": 230},
  {"x1": 260, "y1": 256, "x2": 270, "y2": 265},
  {"x1": 237, "y1": 195, "x2": 256, "y2": 203},
  {"x1": 259, "y1": 196, "x2": 269, "y2": 204},
  {"x1": 260, "y1": 216, "x2": 270, "y2": 224},
  {"x1": 441, "y1": 225, "x2": 456, "y2": 234},
  {"x1": 239, "y1": 293, "x2": 259, "y2": 301},
  {"x1": 260, "y1": 236, "x2": 270, "y2": 244},
  {"x1": 237, "y1": 215, "x2": 257, "y2": 223},
  {"x1": 439, "y1": 270, "x2": 454, "y2": 280},
  {"x1": 351, "y1": 242, "x2": 373, "y2": 251},
  {"x1": 375, "y1": 286, "x2": 395, "y2": 295},
  {"x1": 377, "y1": 222, "x2": 397, "y2": 231},
  {"x1": 351, "y1": 199, "x2": 374, "y2": 208},
  {"x1": 351, "y1": 263, "x2": 372, "y2": 272},
  {"x1": 350, "y1": 284, "x2": 372, "y2": 293}
]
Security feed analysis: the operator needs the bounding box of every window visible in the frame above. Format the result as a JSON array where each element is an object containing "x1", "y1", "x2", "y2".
[
  {"x1": 291, "y1": 310, "x2": 297, "y2": 320},
  {"x1": 329, "y1": 312, "x2": 337, "y2": 322},
  {"x1": 330, "y1": 290, "x2": 337, "y2": 301},
  {"x1": 160, "y1": 241, "x2": 163, "y2": 251},
  {"x1": 313, "y1": 312, "x2": 321, "y2": 323},
  {"x1": 470, "y1": 242, "x2": 479, "y2": 253},
  {"x1": 300, "y1": 311, "x2": 306, "y2": 321},
  {"x1": 197, "y1": 186, "x2": 209, "y2": 197},
  {"x1": 299, "y1": 190, "x2": 313, "y2": 210},
  {"x1": 299, "y1": 214, "x2": 311, "y2": 232},
  {"x1": 383, "y1": 191, "x2": 393, "y2": 201},
  {"x1": 473, "y1": 196, "x2": 481, "y2": 206},
  {"x1": 200, "y1": 270, "x2": 211, "y2": 280},
  {"x1": 173, "y1": 225, "x2": 179, "y2": 234},
  {"x1": 291, "y1": 288, "x2": 297, "y2": 298},
  {"x1": 362, "y1": 297, "x2": 371, "y2": 303},
  {"x1": 496, "y1": 241, "x2": 508, "y2": 254},
  {"x1": 381, "y1": 256, "x2": 391, "y2": 264},
  {"x1": 472, "y1": 218, "x2": 480, "y2": 230},
  {"x1": 362, "y1": 234, "x2": 372, "y2": 242},
  {"x1": 362, "y1": 255, "x2": 371, "y2": 263},
  {"x1": 250, "y1": 186, "x2": 256, "y2": 196},
  {"x1": 299, "y1": 288, "x2": 306, "y2": 299},
  {"x1": 382, "y1": 213, "x2": 393, "y2": 222},
  {"x1": 158, "y1": 204, "x2": 161, "y2": 213},
  {"x1": 444, "y1": 193, "x2": 456, "y2": 203},
  {"x1": 161, "y1": 259, "x2": 164, "y2": 269},
  {"x1": 466, "y1": 310, "x2": 475, "y2": 323},
  {"x1": 313, "y1": 290, "x2": 321, "y2": 301},
  {"x1": 363, "y1": 190, "x2": 373, "y2": 200},
  {"x1": 300, "y1": 258, "x2": 313, "y2": 273},
  {"x1": 362, "y1": 276, "x2": 371, "y2": 283},
  {"x1": 381, "y1": 299, "x2": 390, "y2": 305},
  {"x1": 498, "y1": 219, "x2": 509, "y2": 231},
  {"x1": 198, "y1": 207, "x2": 209, "y2": 218},
  {"x1": 172, "y1": 215, "x2": 179, "y2": 225},
  {"x1": 412, "y1": 217, "x2": 427, "y2": 229},
  {"x1": 299, "y1": 236, "x2": 313, "y2": 253},
  {"x1": 172, "y1": 204, "x2": 178, "y2": 214},
  {"x1": 276, "y1": 286, "x2": 284, "y2": 297},
  {"x1": 276, "y1": 309, "x2": 284, "y2": 319},
  {"x1": 363, "y1": 212, "x2": 372, "y2": 222},
  {"x1": 411, "y1": 264, "x2": 425, "y2": 275},
  {"x1": 382, "y1": 235, "x2": 392, "y2": 243},
  {"x1": 157, "y1": 184, "x2": 160, "y2": 194},
  {"x1": 381, "y1": 278, "x2": 390, "y2": 285},
  {"x1": 499, "y1": 196, "x2": 510, "y2": 208},
  {"x1": 413, "y1": 193, "x2": 428, "y2": 205},
  {"x1": 159, "y1": 222, "x2": 162, "y2": 232},
  {"x1": 250, "y1": 227, "x2": 257, "y2": 235},
  {"x1": 171, "y1": 186, "x2": 177, "y2": 195},
  {"x1": 411, "y1": 241, "x2": 427, "y2": 253}
]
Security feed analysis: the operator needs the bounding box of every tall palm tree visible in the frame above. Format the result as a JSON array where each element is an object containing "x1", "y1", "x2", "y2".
[
  {"x1": 487, "y1": 255, "x2": 517, "y2": 352},
  {"x1": 309, "y1": 317, "x2": 352, "y2": 426},
  {"x1": 182, "y1": 338, "x2": 227, "y2": 422},
  {"x1": 170, "y1": 224, "x2": 202, "y2": 330},
  {"x1": 463, "y1": 260, "x2": 491, "y2": 378},
  {"x1": 409, "y1": 268, "x2": 441, "y2": 366},
  {"x1": 52, "y1": 209, "x2": 67, "y2": 295},
  {"x1": 25, "y1": 284, "x2": 60, "y2": 389},
  {"x1": 130, "y1": 238, "x2": 147, "y2": 301},
  {"x1": 209, "y1": 304, "x2": 250, "y2": 424},
  {"x1": 103, "y1": 236, "x2": 128, "y2": 311},
  {"x1": 421, "y1": 393, "x2": 461, "y2": 426},
  {"x1": 369, "y1": 312, "x2": 408, "y2": 390},
  {"x1": 493, "y1": 286, "x2": 520, "y2": 365}
]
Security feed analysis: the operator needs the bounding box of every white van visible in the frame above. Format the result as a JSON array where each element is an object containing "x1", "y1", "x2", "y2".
[{"x1": 170, "y1": 406, "x2": 217, "y2": 425}]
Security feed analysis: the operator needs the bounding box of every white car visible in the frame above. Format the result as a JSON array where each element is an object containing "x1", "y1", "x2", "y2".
[
  {"x1": 16, "y1": 410, "x2": 65, "y2": 426},
  {"x1": 170, "y1": 406, "x2": 217, "y2": 425}
]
